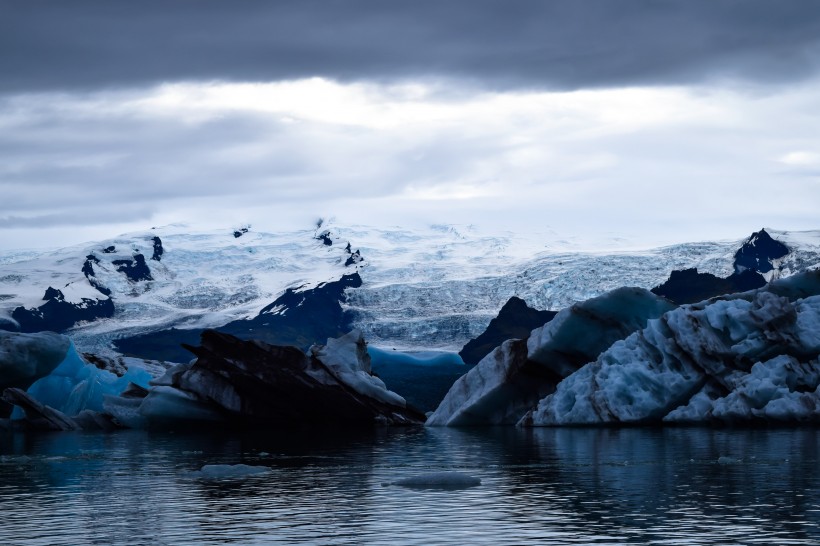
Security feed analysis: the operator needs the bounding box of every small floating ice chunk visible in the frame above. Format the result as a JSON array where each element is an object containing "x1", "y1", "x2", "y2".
[
  {"x1": 385, "y1": 471, "x2": 481, "y2": 489},
  {"x1": 193, "y1": 464, "x2": 271, "y2": 479},
  {"x1": 718, "y1": 456, "x2": 741, "y2": 465}
]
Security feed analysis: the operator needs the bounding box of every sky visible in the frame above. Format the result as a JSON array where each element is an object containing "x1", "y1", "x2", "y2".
[{"x1": 1, "y1": 0, "x2": 820, "y2": 250}]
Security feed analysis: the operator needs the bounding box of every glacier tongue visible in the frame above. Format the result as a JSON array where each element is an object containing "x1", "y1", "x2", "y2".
[{"x1": 521, "y1": 270, "x2": 820, "y2": 426}]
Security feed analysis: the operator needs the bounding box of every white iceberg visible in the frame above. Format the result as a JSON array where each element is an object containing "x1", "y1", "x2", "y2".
[
  {"x1": 385, "y1": 471, "x2": 481, "y2": 489},
  {"x1": 521, "y1": 271, "x2": 820, "y2": 425},
  {"x1": 192, "y1": 464, "x2": 271, "y2": 479}
]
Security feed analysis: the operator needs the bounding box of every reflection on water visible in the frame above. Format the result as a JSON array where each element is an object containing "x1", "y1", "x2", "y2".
[{"x1": 1, "y1": 427, "x2": 818, "y2": 545}]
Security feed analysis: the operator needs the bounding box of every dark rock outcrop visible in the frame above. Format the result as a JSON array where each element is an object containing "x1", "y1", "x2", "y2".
[
  {"x1": 102, "y1": 245, "x2": 116, "y2": 253},
  {"x1": 342, "y1": 241, "x2": 364, "y2": 267},
  {"x1": 151, "y1": 236, "x2": 164, "y2": 261},
  {"x1": 11, "y1": 286, "x2": 114, "y2": 333},
  {"x1": 316, "y1": 230, "x2": 333, "y2": 246},
  {"x1": 459, "y1": 296, "x2": 557, "y2": 366},
  {"x1": 114, "y1": 273, "x2": 363, "y2": 362},
  {"x1": 345, "y1": 249, "x2": 363, "y2": 267},
  {"x1": 733, "y1": 228, "x2": 789, "y2": 275},
  {"x1": 651, "y1": 230, "x2": 790, "y2": 305},
  {"x1": 233, "y1": 227, "x2": 249, "y2": 238},
  {"x1": 651, "y1": 268, "x2": 766, "y2": 305},
  {"x1": 112, "y1": 254, "x2": 153, "y2": 282},
  {"x1": 82, "y1": 254, "x2": 112, "y2": 296}
]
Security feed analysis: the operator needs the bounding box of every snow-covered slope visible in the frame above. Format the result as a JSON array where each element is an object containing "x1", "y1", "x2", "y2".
[
  {"x1": 331, "y1": 226, "x2": 820, "y2": 350},
  {"x1": 1, "y1": 224, "x2": 360, "y2": 354},
  {"x1": 1, "y1": 224, "x2": 819, "y2": 355}
]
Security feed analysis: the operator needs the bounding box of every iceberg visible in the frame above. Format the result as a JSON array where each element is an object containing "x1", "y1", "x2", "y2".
[
  {"x1": 1, "y1": 331, "x2": 161, "y2": 427},
  {"x1": 19, "y1": 342, "x2": 153, "y2": 418},
  {"x1": 0, "y1": 330, "x2": 70, "y2": 396},
  {"x1": 105, "y1": 329, "x2": 426, "y2": 429},
  {"x1": 309, "y1": 330, "x2": 406, "y2": 408},
  {"x1": 427, "y1": 288, "x2": 674, "y2": 426},
  {"x1": 191, "y1": 464, "x2": 271, "y2": 479},
  {"x1": 521, "y1": 270, "x2": 820, "y2": 426},
  {"x1": 386, "y1": 471, "x2": 481, "y2": 489}
]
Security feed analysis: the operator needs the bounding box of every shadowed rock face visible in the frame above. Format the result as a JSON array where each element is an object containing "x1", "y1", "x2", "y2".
[
  {"x1": 734, "y1": 228, "x2": 790, "y2": 275},
  {"x1": 151, "y1": 236, "x2": 163, "y2": 261},
  {"x1": 10, "y1": 287, "x2": 114, "y2": 333},
  {"x1": 459, "y1": 296, "x2": 557, "y2": 366},
  {"x1": 142, "y1": 329, "x2": 425, "y2": 427},
  {"x1": 112, "y1": 253, "x2": 153, "y2": 282},
  {"x1": 651, "y1": 268, "x2": 766, "y2": 305},
  {"x1": 651, "y1": 230, "x2": 790, "y2": 305},
  {"x1": 115, "y1": 273, "x2": 363, "y2": 363},
  {"x1": 82, "y1": 254, "x2": 112, "y2": 296}
]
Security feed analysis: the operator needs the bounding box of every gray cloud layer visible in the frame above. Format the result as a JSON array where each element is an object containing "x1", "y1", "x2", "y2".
[{"x1": 4, "y1": 0, "x2": 820, "y2": 93}]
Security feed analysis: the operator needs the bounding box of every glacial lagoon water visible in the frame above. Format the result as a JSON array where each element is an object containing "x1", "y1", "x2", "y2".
[{"x1": 1, "y1": 427, "x2": 818, "y2": 545}]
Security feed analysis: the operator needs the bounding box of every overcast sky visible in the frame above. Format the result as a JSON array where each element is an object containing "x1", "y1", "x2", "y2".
[{"x1": 2, "y1": 0, "x2": 819, "y2": 249}]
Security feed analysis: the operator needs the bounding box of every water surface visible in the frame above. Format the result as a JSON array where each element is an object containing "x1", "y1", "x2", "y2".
[{"x1": 1, "y1": 427, "x2": 818, "y2": 545}]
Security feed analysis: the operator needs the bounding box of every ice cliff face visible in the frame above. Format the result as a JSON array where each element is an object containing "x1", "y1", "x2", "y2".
[{"x1": 519, "y1": 270, "x2": 820, "y2": 426}]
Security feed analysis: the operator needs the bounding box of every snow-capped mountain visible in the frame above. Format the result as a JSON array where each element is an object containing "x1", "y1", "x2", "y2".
[{"x1": 1, "y1": 223, "x2": 819, "y2": 357}]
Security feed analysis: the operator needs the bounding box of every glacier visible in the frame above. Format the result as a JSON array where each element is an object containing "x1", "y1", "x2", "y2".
[
  {"x1": 520, "y1": 270, "x2": 820, "y2": 426},
  {"x1": 3, "y1": 224, "x2": 819, "y2": 356}
]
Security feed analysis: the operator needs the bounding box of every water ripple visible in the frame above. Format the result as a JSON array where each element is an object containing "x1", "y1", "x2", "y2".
[{"x1": 0, "y1": 427, "x2": 818, "y2": 545}]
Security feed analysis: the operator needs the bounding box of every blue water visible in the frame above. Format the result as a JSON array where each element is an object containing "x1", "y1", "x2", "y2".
[{"x1": 1, "y1": 427, "x2": 818, "y2": 545}]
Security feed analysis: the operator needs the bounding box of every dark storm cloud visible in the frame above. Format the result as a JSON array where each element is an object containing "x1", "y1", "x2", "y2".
[{"x1": 3, "y1": 0, "x2": 820, "y2": 93}]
